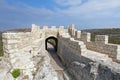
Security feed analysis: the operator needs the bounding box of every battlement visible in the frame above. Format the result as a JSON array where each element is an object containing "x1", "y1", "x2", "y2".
[
  {"x1": 2, "y1": 24, "x2": 120, "y2": 80},
  {"x1": 68, "y1": 24, "x2": 120, "y2": 62},
  {"x1": 2, "y1": 24, "x2": 120, "y2": 62}
]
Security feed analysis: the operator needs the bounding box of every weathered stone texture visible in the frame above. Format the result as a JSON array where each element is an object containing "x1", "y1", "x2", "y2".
[
  {"x1": 68, "y1": 25, "x2": 120, "y2": 61},
  {"x1": 57, "y1": 32, "x2": 120, "y2": 80},
  {"x1": 2, "y1": 24, "x2": 120, "y2": 80}
]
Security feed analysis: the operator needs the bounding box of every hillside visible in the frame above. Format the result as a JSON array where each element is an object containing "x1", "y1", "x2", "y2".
[
  {"x1": 4, "y1": 28, "x2": 31, "y2": 32},
  {"x1": 84, "y1": 28, "x2": 120, "y2": 44},
  {"x1": 0, "y1": 32, "x2": 3, "y2": 56}
]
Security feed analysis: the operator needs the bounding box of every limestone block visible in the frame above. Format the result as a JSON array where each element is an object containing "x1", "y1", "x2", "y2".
[
  {"x1": 3, "y1": 39, "x2": 20, "y2": 44},
  {"x1": 76, "y1": 30, "x2": 81, "y2": 39},
  {"x1": 2, "y1": 33, "x2": 19, "y2": 39},
  {"x1": 59, "y1": 26, "x2": 64, "y2": 30},
  {"x1": 51, "y1": 26, "x2": 57, "y2": 31},
  {"x1": 71, "y1": 24, "x2": 75, "y2": 29},
  {"x1": 81, "y1": 32, "x2": 91, "y2": 42},
  {"x1": 7, "y1": 49, "x2": 18, "y2": 53},
  {"x1": 87, "y1": 32, "x2": 91, "y2": 42},
  {"x1": 117, "y1": 46, "x2": 120, "y2": 61},
  {"x1": 71, "y1": 29, "x2": 76, "y2": 37},
  {"x1": 32, "y1": 24, "x2": 40, "y2": 32},
  {"x1": 43, "y1": 26, "x2": 48, "y2": 30},
  {"x1": 59, "y1": 26, "x2": 64, "y2": 34},
  {"x1": 3, "y1": 73, "x2": 14, "y2": 80},
  {"x1": 95, "y1": 35, "x2": 108, "y2": 44},
  {"x1": 2, "y1": 33, "x2": 15, "y2": 38},
  {"x1": 4, "y1": 44, "x2": 17, "y2": 50}
]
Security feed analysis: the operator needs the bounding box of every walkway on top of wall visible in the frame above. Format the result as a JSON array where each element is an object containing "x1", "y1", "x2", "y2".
[
  {"x1": 47, "y1": 43, "x2": 71, "y2": 80},
  {"x1": 47, "y1": 43, "x2": 64, "y2": 71},
  {"x1": 82, "y1": 49, "x2": 120, "y2": 69},
  {"x1": 82, "y1": 50, "x2": 112, "y2": 62}
]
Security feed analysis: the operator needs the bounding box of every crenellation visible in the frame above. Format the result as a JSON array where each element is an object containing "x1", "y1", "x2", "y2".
[
  {"x1": 2, "y1": 24, "x2": 120, "y2": 80},
  {"x1": 76, "y1": 30, "x2": 81, "y2": 39},
  {"x1": 80, "y1": 32, "x2": 91, "y2": 42},
  {"x1": 43, "y1": 25, "x2": 48, "y2": 30},
  {"x1": 51, "y1": 26, "x2": 57, "y2": 30},
  {"x1": 32, "y1": 24, "x2": 40, "y2": 32},
  {"x1": 71, "y1": 28, "x2": 76, "y2": 37},
  {"x1": 95, "y1": 35, "x2": 108, "y2": 44},
  {"x1": 59, "y1": 26, "x2": 64, "y2": 34},
  {"x1": 117, "y1": 46, "x2": 120, "y2": 61},
  {"x1": 67, "y1": 24, "x2": 120, "y2": 62}
]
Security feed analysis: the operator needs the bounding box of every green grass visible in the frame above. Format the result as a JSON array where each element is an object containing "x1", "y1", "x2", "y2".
[
  {"x1": 48, "y1": 39, "x2": 56, "y2": 46},
  {"x1": 0, "y1": 32, "x2": 3, "y2": 56},
  {"x1": 86, "y1": 29, "x2": 120, "y2": 44},
  {"x1": 11, "y1": 69, "x2": 20, "y2": 78},
  {"x1": 109, "y1": 36, "x2": 120, "y2": 44}
]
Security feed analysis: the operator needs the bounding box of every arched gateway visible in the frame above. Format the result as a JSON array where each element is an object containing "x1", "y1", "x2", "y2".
[{"x1": 45, "y1": 36, "x2": 58, "y2": 52}]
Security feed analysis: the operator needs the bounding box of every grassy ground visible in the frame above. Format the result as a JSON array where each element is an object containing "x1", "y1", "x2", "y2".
[
  {"x1": 0, "y1": 32, "x2": 3, "y2": 56},
  {"x1": 85, "y1": 28, "x2": 120, "y2": 44}
]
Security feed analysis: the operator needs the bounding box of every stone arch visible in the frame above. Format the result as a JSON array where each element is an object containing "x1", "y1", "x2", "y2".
[{"x1": 45, "y1": 36, "x2": 58, "y2": 52}]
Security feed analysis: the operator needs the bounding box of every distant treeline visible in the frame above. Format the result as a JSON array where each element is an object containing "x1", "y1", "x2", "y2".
[
  {"x1": 4, "y1": 28, "x2": 31, "y2": 32},
  {"x1": 84, "y1": 28, "x2": 120, "y2": 44},
  {"x1": 0, "y1": 32, "x2": 3, "y2": 56}
]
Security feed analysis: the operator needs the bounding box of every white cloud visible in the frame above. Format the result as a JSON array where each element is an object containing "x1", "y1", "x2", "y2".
[
  {"x1": 0, "y1": 1, "x2": 55, "y2": 21},
  {"x1": 55, "y1": 0, "x2": 120, "y2": 18},
  {"x1": 1, "y1": 0, "x2": 120, "y2": 29},
  {"x1": 56, "y1": 0, "x2": 82, "y2": 6}
]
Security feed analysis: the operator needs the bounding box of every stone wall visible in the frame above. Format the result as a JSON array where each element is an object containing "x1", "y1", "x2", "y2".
[
  {"x1": 2, "y1": 24, "x2": 42, "y2": 55},
  {"x1": 43, "y1": 26, "x2": 58, "y2": 38},
  {"x1": 2, "y1": 32, "x2": 32, "y2": 54},
  {"x1": 1, "y1": 24, "x2": 60, "y2": 80},
  {"x1": 68, "y1": 25, "x2": 120, "y2": 62},
  {"x1": 57, "y1": 30, "x2": 120, "y2": 80},
  {"x1": 2, "y1": 24, "x2": 120, "y2": 80},
  {"x1": 57, "y1": 33, "x2": 96, "y2": 79},
  {"x1": 1, "y1": 24, "x2": 42, "y2": 79}
]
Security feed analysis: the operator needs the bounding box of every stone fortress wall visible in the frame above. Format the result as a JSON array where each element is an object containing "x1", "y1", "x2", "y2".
[
  {"x1": 1, "y1": 24, "x2": 59, "y2": 80},
  {"x1": 68, "y1": 24, "x2": 120, "y2": 62},
  {"x1": 58, "y1": 24, "x2": 120, "y2": 80},
  {"x1": 2, "y1": 24, "x2": 120, "y2": 80}
]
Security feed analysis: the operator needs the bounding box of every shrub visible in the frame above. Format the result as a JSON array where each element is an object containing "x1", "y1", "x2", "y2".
[{"x1": 11, "y1": 69, "x2": 20, "y2": 78}]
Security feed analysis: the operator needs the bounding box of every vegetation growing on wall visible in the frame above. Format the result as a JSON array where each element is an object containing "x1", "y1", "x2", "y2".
[{"x1": 11, "y1": 69, "x2": 20, "y2": 78}]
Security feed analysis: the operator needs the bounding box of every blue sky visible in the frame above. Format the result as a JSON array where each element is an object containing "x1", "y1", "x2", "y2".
[{"x1": 0, "y1": 0, "x2": 120, "y2": 31}]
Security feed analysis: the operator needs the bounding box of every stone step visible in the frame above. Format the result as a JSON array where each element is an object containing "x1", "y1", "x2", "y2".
[
  {"x1": 81, "y1": 46, "x2": 87, "y2": 49},
  {"x1": 78, "y1": 41, "x2": 84, "y2": 44}
]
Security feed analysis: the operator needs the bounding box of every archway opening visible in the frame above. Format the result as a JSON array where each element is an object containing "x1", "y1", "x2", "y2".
[{"x1": 45, "y1": 36, "x2": 58, "y2": 52}]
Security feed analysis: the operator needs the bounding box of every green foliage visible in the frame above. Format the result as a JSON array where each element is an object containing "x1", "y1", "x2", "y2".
[
  {"x1": 48, "y1": 39, "x2": 56, "y2": 46},
  {"x1": 11, "y1": 69, "x2": 20, "y2": 78},
  {"x1": 0, "y1": 32, "x2": 3, "y2": 56},
  {"x1": 91, "y1": 34, "x2": 95, "y2": 41},
  {"x1": 86, "y1": 28, "x2": 120, "y2": 44},
  {"x1": 109, "y1": 36, "x2": 120, "y2": 44}
]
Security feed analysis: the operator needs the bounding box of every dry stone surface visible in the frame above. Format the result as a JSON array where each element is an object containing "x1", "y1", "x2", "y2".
[{"x1": 1, "y1": 24, "x2": 120, "y2": 80}]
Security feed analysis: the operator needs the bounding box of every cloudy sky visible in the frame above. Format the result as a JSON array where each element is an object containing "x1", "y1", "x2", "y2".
[{"x1": 0, "y1": 0, "x2": 120, "y2": 30}]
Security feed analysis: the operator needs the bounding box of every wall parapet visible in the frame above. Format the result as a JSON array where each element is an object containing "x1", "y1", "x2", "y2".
[
  {"x1": 68, "y1": 24, "x2": 120, "y2": 62},
  {"x1": 58, "y1": 33, "x2": 86, "y2": 57}
]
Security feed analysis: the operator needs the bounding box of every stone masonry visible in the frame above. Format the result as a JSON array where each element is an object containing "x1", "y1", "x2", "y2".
[{"x1": 1, "y1": 24, "x2": 120, "y2": 80}]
